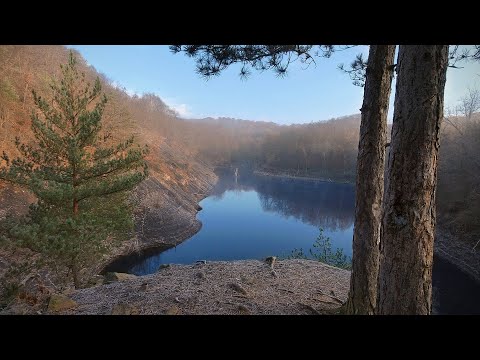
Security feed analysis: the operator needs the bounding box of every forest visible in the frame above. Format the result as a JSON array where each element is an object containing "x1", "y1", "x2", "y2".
[{"x1": 0, "y1": 45, "x2": 479, "y2": 315}]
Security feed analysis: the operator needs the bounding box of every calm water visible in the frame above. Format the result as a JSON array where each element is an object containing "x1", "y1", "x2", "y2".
[{"x1": 111, "y1": 168, "x2": 480, "y2": 315}]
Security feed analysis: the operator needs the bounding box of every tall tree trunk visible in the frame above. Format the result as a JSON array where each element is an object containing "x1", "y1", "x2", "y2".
[
  {"x1": 73, "y1": 199, "x2": 79, "y2": 215},
  {"x1": 377, "y1": 45, "x2": 449, "y2": 315},
  {"x1": 22, "y1": 80, "x2": 29, "y2": 109},
  {"x1": 345, "y1": 45, "x2": 396, "y2": 314},
  {"x1": 72, "y1": 259, "x2": 80, "y2": 289}
]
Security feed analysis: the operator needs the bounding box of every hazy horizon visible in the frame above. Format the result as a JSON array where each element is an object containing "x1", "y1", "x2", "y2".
[{"x1": 69, "y1": 45, "x2": 479, "y2": 125}]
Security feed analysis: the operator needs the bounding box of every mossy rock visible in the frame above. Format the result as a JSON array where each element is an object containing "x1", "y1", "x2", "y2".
[{"x1": 48, "y1": 294, "x2": 77, "y2": 312}]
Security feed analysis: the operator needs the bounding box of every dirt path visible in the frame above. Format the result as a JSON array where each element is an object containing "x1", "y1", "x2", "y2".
[{"x1": 58, "y1": 259, "x2": 349, "y2": 315}]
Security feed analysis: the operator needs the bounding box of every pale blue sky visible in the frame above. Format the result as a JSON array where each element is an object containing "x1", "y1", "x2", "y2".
[{"x1": 69, "y1": 45, "x2": 480, "y2": 125}]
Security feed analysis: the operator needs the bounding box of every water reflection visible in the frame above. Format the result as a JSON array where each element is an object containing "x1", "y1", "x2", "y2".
[
  {"x1": 107, "y1": 167, "x2": 480, "y2": 314},
  {"x1": 118, "y1": 167, "x2": 355, "y2": 275},
  {"x1": 212, "y1": 168, "x2": 355, "y2": 231}
]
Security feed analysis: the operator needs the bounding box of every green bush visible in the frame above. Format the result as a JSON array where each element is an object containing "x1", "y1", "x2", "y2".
[{"x1": 286, "y1": 228, "x2": 352, "y2": 270}]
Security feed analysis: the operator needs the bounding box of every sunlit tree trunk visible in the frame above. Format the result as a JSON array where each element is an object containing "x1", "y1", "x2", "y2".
[
  {"x1": 346, "y1": 45, "x2": 396, "y2": 314},
  {"x1": 377, "y1": 45, "x2": 449, "y2": 315}
]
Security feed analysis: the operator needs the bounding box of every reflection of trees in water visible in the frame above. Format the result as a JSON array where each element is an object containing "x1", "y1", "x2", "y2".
[
  {"x1": 210, "y1": 168, "x2": 257, "y2": 199},
  {"x1": 211, "y1": 168, "x2": 355, "y2": 231},
  {"x1": 256, "y1": 179, "x2": 354, "y2": 231}
]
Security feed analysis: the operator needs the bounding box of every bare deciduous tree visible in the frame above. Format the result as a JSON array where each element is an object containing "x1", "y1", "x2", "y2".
[{"x1": 458, "y1": 87, "x2": 480, "y2": 121}]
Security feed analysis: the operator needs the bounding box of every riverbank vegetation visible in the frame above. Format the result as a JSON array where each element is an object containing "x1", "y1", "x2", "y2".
[{"x1": 287, "y1": 228, "x2": 352, "y2": 270}]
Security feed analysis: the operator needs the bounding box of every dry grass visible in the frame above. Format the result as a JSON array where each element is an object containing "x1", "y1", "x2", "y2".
[{"x1": 59, "y1": 259, "x2": 350, "y2": 315}]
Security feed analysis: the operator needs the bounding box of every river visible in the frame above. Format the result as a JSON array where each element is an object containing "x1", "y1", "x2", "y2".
[{"x1": 110, "y1": 168, "x2": 480, "y2": 315}]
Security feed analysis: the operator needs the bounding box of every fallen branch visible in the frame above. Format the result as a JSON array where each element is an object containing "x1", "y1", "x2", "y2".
[
  {"x1": 277, "y1": 287, "x2": 294, "y2": 294},
  {"x1": 473, "y1": 239, "x2": 480, "y2": 252},
  {"x1": 228, "y1": 282, "x2": 248, "y2": 296},
  {"x1": 307, "y1": 297, "x2": 338, "y2": 305},
  {"x1": 317, "y1": 289, "x2": 344, "y2": 304},
  {"x1": 232, "y1": 294, "x2": 250, "y2": 299},
  {"x1": 297, "y1": 302, "x2": 320, "y2": 315},
  {"x1": 220, "y1": 301, "x2": 236, "y2": 306}
]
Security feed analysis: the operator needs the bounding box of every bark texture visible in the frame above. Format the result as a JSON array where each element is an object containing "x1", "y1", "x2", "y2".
[
  {"x1": 346, "y1": 45, "x2": 396, "y2": 315},
  {"x1": 377, "y1": 45, "x2": 449, "y2": 315}
]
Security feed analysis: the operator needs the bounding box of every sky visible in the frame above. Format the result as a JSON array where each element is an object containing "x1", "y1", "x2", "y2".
[{"x1": 69, "y1": 45, "x2": 480, "y2": 125}]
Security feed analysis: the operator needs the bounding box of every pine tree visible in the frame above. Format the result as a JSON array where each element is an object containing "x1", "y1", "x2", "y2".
[{"x1": 0, "y1": 51, "x2": 148, "y2": 288}]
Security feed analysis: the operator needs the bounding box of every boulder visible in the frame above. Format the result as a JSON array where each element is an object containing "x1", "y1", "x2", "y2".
[
  {"x1": 104, "y1": 272, "x2": 137, "y2": 283},
  {"x1": 195, "y1": 271, "x2": 206, "y2": 279},
  {"x1": 111, "y1": 303, "x2": 139, "y2": 315},
  {"x1": 237, "y1": 304, "x2": 251, "y2": 315},
  {"x1": 165, "y1": 305, "x2": 182, "y2": 315},
  {"x1": 86, "y1": 275, "x2": 105, "y2": 287},
  {"x1": 17, "y1": 275, "x2": 52, "y2": 306},
  {"x1": 228, "y1": 282, "x2": 249, "y2": 296},
  {"x1": 139, "y1": 282, "x2": 148, "y2": 291},
  {"x1": 47, "y1": 294, "x2": 77, "y2": 312}
]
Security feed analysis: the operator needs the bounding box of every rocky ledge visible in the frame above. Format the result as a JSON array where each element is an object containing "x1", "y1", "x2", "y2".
[{"x1": 51, "y1": 259, "x2": 349, "y2": 315}]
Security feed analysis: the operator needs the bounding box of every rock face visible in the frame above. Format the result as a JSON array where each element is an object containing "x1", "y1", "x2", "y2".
[
  {"x1": 48, "y1": 294, "x2": 78, "y2": 312},
  {"x1": 104, "y1": 272, "x2": 137, "y2": 283}
]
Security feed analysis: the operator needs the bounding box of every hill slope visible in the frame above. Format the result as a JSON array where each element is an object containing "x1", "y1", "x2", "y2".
[{"x1": 0, "y1": 45, "x2": 217, "y2": 283}]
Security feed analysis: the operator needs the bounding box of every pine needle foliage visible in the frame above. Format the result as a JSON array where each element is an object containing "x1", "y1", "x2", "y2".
[{"x1": 0, "y1": 52, "x2": 148, "y2": 287}]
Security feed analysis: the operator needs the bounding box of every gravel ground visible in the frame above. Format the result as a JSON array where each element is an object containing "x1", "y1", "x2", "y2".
[{"x1": 58, "y1": 259, "x2": 350, "y2": 315}]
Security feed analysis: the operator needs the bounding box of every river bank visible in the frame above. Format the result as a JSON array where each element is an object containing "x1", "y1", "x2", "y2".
[
  {"x1": 253, "y1": 169, "x2": 355, "y2": 185},
  {"x1": 435, "y1": 226, "x2": 480, "y2": 283},
  {"x1": 99, "y1": 170, "x2": 217, "y2": 274}
]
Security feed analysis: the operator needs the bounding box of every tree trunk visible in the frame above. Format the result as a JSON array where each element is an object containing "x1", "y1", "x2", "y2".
[
  {"x1": 72, "y1": 260, "x2": 80, "y2": 289},
  {"x1": 377, "y1": 45, "x2": 449, "y2": 315},
  {"x1": 22, "y1": 82, "x2": 29, "y2": 109},
  {"x1": 72, "y1": 191, "x2": 79, "y2": 287},
  {"x1": 73, "y1": 199, "x2": 79, "y2": 215},
  {"x1": 345, "y1": 45, "x2": 396, "y2": 314}
]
